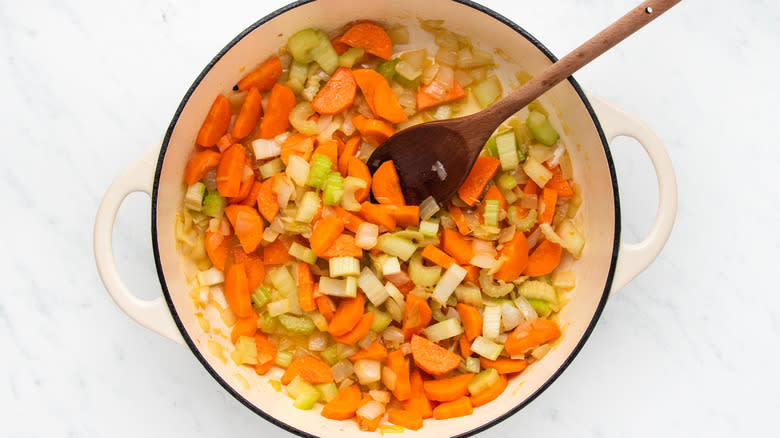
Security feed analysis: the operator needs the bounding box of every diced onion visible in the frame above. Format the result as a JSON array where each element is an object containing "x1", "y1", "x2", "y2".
[
  {"x1": 381, "y1": 325, "x2": 405, "y2": 347},
  {"x1": 358, "y1": 267, "x2": 389, "y2": 306},
  {"x1": 514, "y1": 296, "x2": 538, "y2": 322},
  {"x1": 355, "y1": 222, "x2": 379, "y2": 249},
  {"x1": 431, "y1": 264, "x2": 467, "y2": 305},
  {"x1": 308, "y1": 332, "x2": 329, "y2": 351},
  {"x1": 331, "y1": 360, "x2": 354, "y2": 383},
  {"x1": 197, "y1": 267, "x2": 224, "y2": 286},
  {"x1": 353, "y1": 359, "x2": 382, "y2": 385},
  {"x1": 470, "y1": 336, "x2": 503, "y2": 360},
  {"x1": 384, "y1": 282, "x2": 405, "y2": 306},
  {"x1": 356, "y1": 400, "x2": 385, "y2": 421},
  {"x1": 286, "y1": 155, "x2": 311, "y2": 187},
  {"x1": 251, "y1": 138, "x2": 281, "y2": 160},
  {"x1": 369, "y1": 390, "x2": 391, "y2": 404},
  {"x1": 381, "y1": 366, "x2": 397, "y2": 391},
  {"x1": 419, "y1": 196, "x2": 440, "y2": 220},
  {"x1": 501, "y1": 302, "x2": 523, "y2": 331}
]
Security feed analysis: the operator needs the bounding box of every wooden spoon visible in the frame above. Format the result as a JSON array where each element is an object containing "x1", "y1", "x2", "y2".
[{"x1": 367, "y1": 0, "x2": 681, "y2": 205}]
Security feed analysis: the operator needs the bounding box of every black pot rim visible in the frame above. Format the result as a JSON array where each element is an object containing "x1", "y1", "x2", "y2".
[{"x1": 151, "y1": 1, "x2": 620, "y2": 436}]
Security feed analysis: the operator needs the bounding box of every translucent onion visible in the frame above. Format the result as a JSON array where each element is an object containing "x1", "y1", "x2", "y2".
[
  {"x1": 520, "y1": 194, "x2": 538, "y2": 209},
  {"x1": 501, "y1": 302, "x2": 523, "y2": 331},
  {"x1": 308, "y1": 332, "x2": 329, "y2": 351},
  {"x1": 274, "y1": 175, "x2": 295, "y2": 208},
  {"x1": 356, "y1": 400, "x2": 385, "y2": 421},
  {"x1": 251, "y1": 138, "x2": 281, "y2": 160},
  {"x1": 436, "y1": 64, "x2": 454, "y2": 89},
  {"x1": 286, "y1": 155, "x2": 311, "y2": 187},
  {"x1": 197, "y1": 267, "x2": 224, "y2": 286},
  {"x1": 331, "y1": 360, "x2": 354, "y2": 383},
  {"x1": 526, "y1": 227, "x2": 542, "y2": 249},
  {"x1": 435, "y1": 47, "x2": 458, "y2": 66},
  {"x1": 513, "y1": 296, "x2": 538, "y2": 322},
  {"x1": 469, "y1": 253, "x2": 497, "y2": 269},
  {"x1": 369, "y1": 390, "x2": 391, "y2": 404},
  {"x1": 355, "y1": 222, "x2": 379, "y2": 249},
  {"x1": 431, "y1": 264, "x2": 467, "y2": 305},
  {"x1": 353, "y1": 359, "x2": 382, "y2": 385},
  {"x1": 546, "y1": 143, "x2": 566, "y2": 168},
  {"x1": 419, "y1": 196, "x2": 440, "y2": 220},
  {"x1": 381, "y1": 366, "x2": 397, "y2": 391},
  {"x1": 382, "y1": 325, "x2": 405, "y2": 346}
]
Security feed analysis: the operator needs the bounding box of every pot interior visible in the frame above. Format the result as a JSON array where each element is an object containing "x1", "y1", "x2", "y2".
[{"x1": 153, "y1": 0, "x2": 618, "y2": 436}]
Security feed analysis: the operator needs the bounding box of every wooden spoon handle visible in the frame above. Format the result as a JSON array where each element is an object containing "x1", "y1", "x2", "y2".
[{"x1": 482, "y1": 0, "x2": 682, "y2": 124}]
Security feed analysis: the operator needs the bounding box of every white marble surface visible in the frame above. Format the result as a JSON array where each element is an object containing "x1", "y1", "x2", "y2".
[{"x1": 3, "y1": 0, "x2": 779, "y2": 436}]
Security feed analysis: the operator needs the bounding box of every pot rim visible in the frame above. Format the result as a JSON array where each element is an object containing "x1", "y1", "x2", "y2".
[{"x1": 151, "y1": 1, "x2": 621, "y2": 436}]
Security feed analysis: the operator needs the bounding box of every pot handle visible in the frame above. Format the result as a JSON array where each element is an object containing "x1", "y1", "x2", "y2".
[
  {"x1": 587, "y1": 93, "x2": 677, "y2": 295},
  {"x1": 94, "y1": 144, "x2": 185, "y2": 345}
]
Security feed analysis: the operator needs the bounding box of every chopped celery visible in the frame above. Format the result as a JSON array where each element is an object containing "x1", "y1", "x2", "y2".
[
  {"x1": 522, "y1": 156, "x2": 553, "y2": 188},
  {"x1": 278, "y1": 314, "x2": 316, "y2": 335},
  {"x1": 322, "y1": 171, "x2": 344, "y2": 206},
  {"x1": 424, "y1": 318, "x2": 464, "y2": 342},
  {"x1": 431, "y1": 305, "x2": 447, "y2": 322},
  {"x1": 395, "y1": 60, "x2": 422, "y2": 81},
  {"x1": 556, "y1": 219, "x2": 585, "y2": 258},
  {"x1": 468, "y1": 368, "x2": 499, "y2": 395},
  {"x1": 497, "y1": 173, "x2": 518, "y2": 191},
  {"x1": 496, "y1": 130, "x2": 519, "y2": 170},
  {"x1": 382, "y1": 257, "x2": 402, "y2": 276},
  {"x1": 316, "y1": 382, "x2": 339, "y2": 403},
  {"x1": 329, "y1": 256, "x2": 361, "y2": 277},
  {"x1": 307, "y1": 154, "x2": 332, "y2": 189},
  {"x1": 517, "y1": 280, "x2": 558, "y2": 305},
  {"x1": 236, "y1": 336, "x2": 258, "y2": 365},
  {"x1": 376, "y1": 59, "x2": 399, "y2": 82},
  {"x1": 394, "y1": 74, "x2": 419, "y2": 89},
  {"x1": 376, "y1": 235, "x2": 417, "y2": 261},
  {"x1": 384, "y1": 281, "x2": 405, "y2": 306},
  {"x1": 288, "y1": 28, "x2": 320, "y2": 63},
  {"x1": 431, "y1": 264, "x2": 467, "y2": 305},
  {"x1": 481, "y1": 305, "x2": 502, "y2": 340},
  {"x1": 338, "y1": 47, "x2": 365, "y2": 68},
  {"x1": 470, "y1": 335, "x2": 503, "y2": 360},
  {"x1": 507, "y1": 206, "x2": 538, "y2": 232},
  {"x1": 321, "y1": 344, "x2": 340, "y2": 365},
  {"x1": 288, "y1": 241, "x2": 318, "y2": 264},
  {"x1": 368, "y1": 305, "x2": 393, "y2": 332},
  {"x1": 501, "y1": 186, "x2": 518, "y2": 205},
  {"x1": 267, "y1": 299, "x2": 292, "y2": 317},
  {"x1": 358, "y1": 267, "x2": 389, "y2": 306},
  {"x1": 275, "y1": 350, "x2": 294, "y2": 368},
  {"x1": 482, "y1": 199, "x2": 500, "y2": 227},
  {"x1": 484, "y1": 135, "x2": 498, "y2": 158},
  {"x1": 408, "y1": 253, "x2": 441, "y2": 287},
  {"x1": 526, "y1": 110, "x2": 560, "y2": 146},
  {"x1": 319, "y1": 276, "x2": 358, "y2": 298},
  {"x1": 252, "y1": 285, "x2": 272, "y2": 308},
  {"x1": 295, "y1": 191, "x2": 321, "y2": 224},
  {"x1": 341, "y1": 176, "x2": 367, "y2": 211},
  {"x1": 419, "y1": 196, "x2": 440, "y2": 220},
  {"x1": 454, "y1": 284, "x2": 482, "y2": 305},
  {"x1": 259, "y1": 158, "x2": 284, "y2": 180},
  {"x1": 287, "y1": 60, "x2": 309, "y2": 94},
  {"x1": 473, "y1": 75, "x2": 502, "y2": 108},
  {"x1": 289, "y1": 102, "x2": 318, "y2": 135},
  {"x1": 432, "y1": 104, "x2": 452, "y2": 120},
  {"x1": 201, "y1": 190, "x2": 226, "y2": 217},
  {"x1": 310, "y1": 30, "x2": 339, "y2": 75},
  {"x1": 184, "y1": 182, "x2": 206, "y2": 212},
  {"x1": 419, "y1": 220, "x2": 439, "y2": 237},
  {"x1": 464, "y1": 356, "x2": 481, "y2": 373},
  {"x1": 527, "y1": 299, "x2": 552, "y2": 317},
  {"x1": 479, "y1": 271, "x2": 513, "y2": 298},
  {"x1": 269, "y1": 266, "x2": 297, "y2": 297},
  {"x1": 261, "y1": 312, "x2": 280, "y2": 334},
  {"x1": 288, "y1": 376, "x2": 320, "y2": 410}
]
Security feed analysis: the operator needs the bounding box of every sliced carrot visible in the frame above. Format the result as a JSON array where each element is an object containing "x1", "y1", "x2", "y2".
[
  {"x1": 432, "y1": 396, "x2": 473, "y2": 420},
  {"x1": 312, "y1": 139, "x2": 338, "y2": 171},
  {"x1": 523, "y1": 179, "x2": 539, "y2": 195},
  {"x1": 470, "y1": 374, "x2": 507, "y2": 407},
  {"x1": 316, "y1": 295, "x2": 336, "y2": 322},
  {"x1": 440, "y1": 229, "x2": 474, "y2": 265},
  {"x1": 338, "y1": 136, "x2": 361, "y2": 177},
  {"x1": 224, "y1": 205, "x2": 264, "y2": 253},
  {"x1": 352, "y1": 114, "x2": 395, "y2": 145},
  {"x1": 196, "y1": 94, "x2": 231, "y2": 147},
  {"x1": 331, "y1": 35, "x2": 350, "y2": 55},
  {"x1": 205, "y1": 231, "x2": 231, "y2": 271},
  {"x1": 356, "y1": 395, "x2": 382, "y2": 432},
  {"x1": 232, "y1": 247, "x2": 265, "y2": 291},
  {"x1": 297, "y1": 262, "x2": 316, "y2": 312},
  {"x1": 388, "y1": 410, "x2": 423, "y2": 431},
  {"x1": 320, "y1": 233, "x2": 363, "y2": 258},
  {"x1": 328, "y1": 293, "x2": 366, "y2": 337},
  {"x1": 263, "y1": 237, "x2": 292, "y2": 265},
  {"x1": 231, "y1": 87, "x2": 263, "y2": 139},
  {"x1": 311, "y1": 67, "x2": 357, "y2": 115},
  {"x1": 184, "y1": 149, "x2": 221, "y2": 185},
  {"x1": 545, "y1": 164, "x2": 574, "y2": 196},
  {"x1": 457, "y1": 155, "x2": 500, "y2": 206},
  {"x1": 423, "y1": 373, "x2": 474, "y2": 402},
  {"x1": 348, "y1": 156, "x2": 372, "y2": 201},
  {"x1": 349, "y1": 341, "x2": 388, "y2": 361},
  {"x1": 538, "y1": 187, "x2": 558, "y2": 224},
  {"x1": 421, "y1": 244, "x2": 454, "y2": 269},
  {"x1": 332, "y1": 206, "x2": 366, "y2": 233},
  {"x1": 410, "y1": 334, "x2": 462, "y2": 377},
  {"x1": 403, "y1": 369, "x2": 433, "y2": 418},
  {"x1": 359, "y1": 202, "x2": 396, "y2": 231},
  {"x1": 259, "y1": 83, "x2": 296, "y2": 139},
  {"x1": 448, "y1": 205, "x2": 470, "y2": 235},
  {"x1": 479, "y1": 357, "x2": 529, "y2": 374},
  {"x1": 504, "y1": 318, "x2": 562, "y2": 356},
  {"x1": 390, "y1": 205, "x2": 419, "y2": 227},
  {"x1": 402, "y1": 294, "x2": 432, "y2": 340},
  {"x1": 310, "y1": 216, "x2": 345, "y2": 257},
  {"x1": 463, "y1": 265, "x2": 480, "y2": 284},
  {"x1": 237, "y1": 56, "x2": 282, "y2": 92},
  {"x1": 230, "y1": 313, "x2": 258, "y2": 344},
  {"x1": 254, "y1": 332, "x2": 277, "y2": 375},
  {"x1": 216, "y1": 133, "x2": 235, "y2": 153},
  {"x1": 224, "y1": 263, "x2": 253, "y2": 318},
  {"x1": 216, "y1": 144, "x2": 247, "y2": 197},
  {"x1": 373, "y1": 79, "x2": 408, "y2": 123},
  {"x1": 238, "y1": 180, "x2": 262, "y2": 208},
  {"x1": 522, "y1": 239, "x2": 562, "y2": 277},
  {"x1": 417, "y1": 80, "x2": 466, "y2": 111},
  {"x1": 455, "y1": 303, "x2": 482, "y2": 342},
  {"x1": 281, "y1": 355, "x2": 334, "y2": 385},
  {"x1": 459, "y1": 335, "x2": 472, "y2": 358},
  {"x1": 340, "y1": 22, "x2": 393, "y2": 60},
  {"x1": 226, "y1": 172, "x2": 255, "y2": 204},
  {"x1": 352, "y1": 69, "x2": 381, "y2": 114},
  {"x1": 386, "y1": 349, "x2": 411, "y2": 401},
  {"x1": 255, "y1": 177, "x2": 279, "y2": 222},
  {"x1": 321, "y1": 384, "x2": 362, "y2": 420},
  {"x1": 493, "y1": 230, "x2": 529, "y2": 282},
  {"x1": 280, "y1": 134, "x2": 315, "y2": 166},
  {"x1": 481, "y1": 184, "x2": 507, "y2": 212},
  {"x1": 333, "y1": 312, "x2": 374, "y2": 345},
  {"x1": 371, "y1": 160, "x2": 405, "y2": 205}
]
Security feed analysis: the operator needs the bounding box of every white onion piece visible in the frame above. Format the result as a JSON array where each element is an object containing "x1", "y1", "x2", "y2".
[
  {"x1": 331, "y1": 360, "x2": 354, "y2": 383},
  {"x1": 400, "y1": 342, "x2": 411, "y2": 356},
  {"x1": 308, "y1": 332, "x2": 329, "y2": 352},
  {"x1": 356, "y1": 401, "x2": 385, "y2": 421},
  {"x1": 527, "y1": 227, "x2": 542, "y2": 249},
  {"x1": 354, "y1": 360, "x2": 382, "y2": 385},
  {"x1": 546, "y1": 143, "x2": 566, "y2": 168},
  {"x1": 251, "y1": 138, "x2": 281, "y2": 159},
  {"x1": 470, "y1": 253, "x2": 496, "y2": 269},
  {"x1": 358, "y1": 332, "x2": 376, "y2": 350},
  {"x1": 520, "y1": 194, "x2": 538, "y2": 209},
  {"x1": 514, "y1": 296, "x2": 538, "y2": 322},
  {"x1": 382, "y1": 326, "x2": 405, "y2": 346},
  {"x1": 472, "y1": 239, "x2": 496, "y2": 256},
  {"x1": 501, "y1": 302, "x2": 523, "y2": 331},
  {"x1": 381, "y1": 366, "x2": 397, "y2": 391},
  {"x1": 197, "y1": 267, "x2": 224, "y2": 286},
  {"x1": 355, "y1": 222, "x2": 379, "y2": 249},
  {"x1": 369, "y1": 390, "x2": 391, "y2": 404}
]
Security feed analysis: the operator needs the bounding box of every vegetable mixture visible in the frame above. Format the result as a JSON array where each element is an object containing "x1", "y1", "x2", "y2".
[{"x1": 176, "y1": 19, "x2": 585, "y2": 432}]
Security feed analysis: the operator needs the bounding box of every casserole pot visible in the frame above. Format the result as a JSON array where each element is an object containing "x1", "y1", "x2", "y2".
[{"x1": 94, "y1": 0, "x2": 677, "y2": 436}]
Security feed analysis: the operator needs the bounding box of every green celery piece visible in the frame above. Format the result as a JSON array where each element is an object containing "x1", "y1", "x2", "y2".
[
  {"x1": 527, "y1": 298, "x2": 552, "y2": 317},
  {"x1": 278, "y1": 314, "x2": 316, "y2": 335},
  {"x1": 252, "y1": 285, "x2": 271, "y2": 308},
  {"x1": 315, "y1": 382, "x2": 339, "y2": 403},
  {"x1": 338, "y1": 47, "x2": 365, "y2": 68},
  {"x1": 468, "y1": 368, "x2": 499, "y2": 395},
  {"x1": 526, "y1": 110, "x2": 560, "y2": 146},
  {"x1": 394, "y1": 74, "x2": 419, "y2": 89},
  {"x1": 322, "y1": 172, "x2": 344, "y2": 206},
  {"x1": 287, "y1": 28, "x2": 320, "y2": 63},
  {"x1": 320, "y1": 344, "x2": 339, "y2": 365},
  {"x1": 376, "y1": 59, "x2": 400, "y2": 82},
  {"x1": 307, "y1": 154, "x2": 333, "y2": 189},
  {"x1": 201, "y1": 190, "x2": 226, "y2": 218},
  {"x1": 484, "y1": 135, "x2": 498, "y2": 158}
]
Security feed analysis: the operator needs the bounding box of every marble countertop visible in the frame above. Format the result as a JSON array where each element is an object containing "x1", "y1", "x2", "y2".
[{"x1": 3, "y1": 0, "x2": 779, "y2": 436}]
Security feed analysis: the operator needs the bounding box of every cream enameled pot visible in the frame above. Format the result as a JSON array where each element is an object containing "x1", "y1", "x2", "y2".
[{"x1": 94, "y1": 1, "x2": 677, "y2": 436}]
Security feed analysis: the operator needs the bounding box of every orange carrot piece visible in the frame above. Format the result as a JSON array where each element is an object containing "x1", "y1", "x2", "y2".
[
  {"x1": 196, "y1": 94, "x2": 231, "y2": 147},
  {"x1": 332, "y1": 206, "x2": 366, "y2": 233},
  {"x1": 328, "y1": 293, "x2": 366, "y2": 337},
  {"x1": 457, "y1": 156, "x2": 500, "y2": 206},
  {"x1": 281, "y1": 355, "x2": 334, "y2": 385},
  {"x1": 224, "y1": 205, "x2": 264, "y2": 253},
  {"x1": 440, "y1": 229, "x2": 474, "y2": 265},
  {"x1": 410, "y1": 335, "x2": 462, "y2": 377},
  {"x1": 493, "y1": 230, "x2": 529, "y2": 282},
  {"x1": 224, "y1": 263, "x2": 253, "y2": 318},
  {"x1": 310, "y1": 216, "x2": 345, "y2": 257},
  {"x1": 321, "y1": 384, "x2": 362, "y2": 420},
  {"x1": 231, "y1": 87, "x2": 263, "y2": 139},
  {"x1": 280, "y1": 134, "x2": 315, "y2": 166},
  {"x1": 352, "y1": 69, "x2": 381, "y2": 114},
  {"x1": 330, "y1": 35, "x2": 350, "y2": 55},
  {"x1": 459, "y1": 335, "x2": 473, "y2": 358},
  {"x1": 432, "y1": 396, "x2": 473, "y2": 420},
  {"x1": 523, "y1": 179, "x2": 539, "y2": 195},
  {"x1": 263, "y1": 238, "x2": 292, "y2": 265},
  {"x1": 403, "y1": 369, "x2": 433, "y2": 418},
  {"x1": 320, "y1": 233, "x2": 363, "y2": 258},
  {"x1": 417, "y1": 80, "x2": 466, "y2": 111},
  {"x1": 349, "y1": 341, "x2": 388, "y2": 361},
  {"x1": 522, "y1": 239, "x2": 562, "y2": 277},
  {"x1": 402, "y1": 294, "x2": 432, "y2": 340},
  {"x1": 205, "y1": 231, "x2": 231, "y2": 271},
  {"x1": 227, "y1": 172, "x2": 255, "y2": 204},
  {"x1": 373, "y1": 79, "x2": 408, "y2": 123},
  {"x1": 184, "y1": 149, "x2": 221, "y2": 185},
  {"x1": 338, "y1": 136, "x2": 361, "y2": 177},
  {"x1": 470, "y1": 374, "x2": 507, "y2": 407},
  {"x1": 231, "y1": 313, "x2": 258, "y2": 344},
  {"x1": 479, "y1": 357, "x2": 528, "y2": 374},
  {"x1": 390, "y1": 205, "x2": 420, "y2": 227},
  {"x1": 312, "y1": 139, "x2": 338, "y2": 171},
  {"x1": 311, "y1": 67, "x2": 357, "y2": 115},
  {"x1": 421, "y1": 244, "x2": 454, "y2": 269},
  {"x1": 348, "y1": 156, "x2": 372, "y2": 201},
  {"x1": 455, "y1": 303, "x2": 482, "y2": 342},
  {"x1": 254, "y1": 332, "x2": 277, "y2": 375},
  {"x1": 538, "y1": 187, "x2": 558, "y2": 225},
  {"x1": 352, "y1": 114, "x2": 395, "y2": 145},
  {"x1": 386, "y1": 349, "x2": 411, "y2": 401},
  {"x1": 504, "y1": 318, "x2": 562, "y2": 356},
  {"x1": 545, "y1": 165, "x2": 574, "y2": 196},
  {"x1": 448, "y1": 205, "x2": 470, "y2": 235},
  {"x1": 372, "y1": 160, "x2": 405, "y2": 206},
  {"x1": 333, "y1": 312, "x2": 374, "y2": 345},
  {"x1": 216, "y1": 133, "x2": 235, "y2": 153},
  {"x1": 356, "y1": 395, "x2": 382, "y2": 432},
  {"x1": 482, "y1": 184, "x2": 507, "y2": 212},
  {"x1": 423, "y1": 373, "x2": 475, "y2": 402},
  {"x1": 388, "y1": 410, "x2": 423, "y2": 431},
  {"x1": 463, "y1": 265, "x2": 480, "y2": 284},
  {"x1": 316, "y1": 295, "x2": 335, "y2": 322},
  {"x1": 298, "y1": 262, "x2": 316, "y2": 312},
  {"x1": 232, "y1": 247, "x2": 265, "y2": 291},
  {"x1": 255, "y1": 177, "x2": 279, "y2": 222},
  {"x1": 237, "y1": 56, "x2": 282, "y2": 92},
  {"x1": 239, "y1": 180, "x2": 262, "y2": 207},
  {"x1": 340, "y1": 22, "x2": 393, "y2": 60},
  {"x1": 216, "y1": 144, "x2": 247, "y2": 197},
  {"x1": 359, "y1": 202, "x2": 396, "y2": 231},
  {"x1": 259, "y1": 83, "x2": 296, "y2": 139}
]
